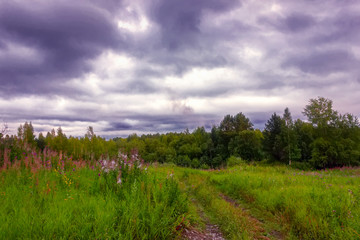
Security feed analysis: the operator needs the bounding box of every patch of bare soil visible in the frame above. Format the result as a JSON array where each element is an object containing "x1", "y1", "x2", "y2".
[
  {"x1": 181, "y1": 198, "x2": 226, "y2": 240},
  {"x1": 182, "y1": 224, "x2": 225, "y2": 240}
]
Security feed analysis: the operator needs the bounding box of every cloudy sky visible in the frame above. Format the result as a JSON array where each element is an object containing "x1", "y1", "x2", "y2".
[{"x1": 1, "y1": 0, "x2": 360, "y2": 138}]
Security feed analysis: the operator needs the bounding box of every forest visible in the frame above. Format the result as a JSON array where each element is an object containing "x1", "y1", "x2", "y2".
[{"x1": 1, "y1": 97, "x2": 359, "y2": 169}]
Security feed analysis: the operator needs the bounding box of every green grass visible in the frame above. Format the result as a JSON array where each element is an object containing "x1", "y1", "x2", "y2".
[
  {"x1": 1, "y1": 158, "x2": 360, "y2": 239},
  {"x1": 0, "y1": 165, "x2": 188, "y2": 239},
  {"x1": 208, "y1": 164, "x2": 360, "y2": 239},
  {"x1": 179, "y1": 169, "x2": 255, "y2": 239}
]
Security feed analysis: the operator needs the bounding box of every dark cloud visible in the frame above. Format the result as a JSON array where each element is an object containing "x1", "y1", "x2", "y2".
[
  {"x1": 283, "y1": 13, "x2": 315, "y2": 32},
  {"x1": 148, "y1": 0, "x2": 240, "y2": 50},
  {"x1": 258, "y1": 12, "x2": 315, "y2": 33},
  {"x1": 282, "y1": 50, "x2": 359, "y2": 75},
  {"x1": 0, "y1": 1, "x2": 123, "y2": 96},
  {"x1": 312, "y1": 12, "x2": 360, "y2": 45},
  {"x1": 247, "y1": 112, "x2": 273, "y2": 129},
  {"x1": 3, "y1": 111, "x2": 95, "y2": 123},
  {"x1": 105, "y1": 122, "x2": 132, "y2": 131},
  {"x1": 125, "y1": 113, "x2": 219, "y2": 132}
]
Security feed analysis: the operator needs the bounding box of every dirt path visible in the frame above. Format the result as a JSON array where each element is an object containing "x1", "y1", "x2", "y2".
[
  {"x1": 219, "y1": 193, "x2": 284, "y2": 240},
  {"x1": 178, "y1": 171, "x2": 286, "y2": 240},
  {"x1": 182, "y1": 199, "x2": 226, "y2": 240},
  {"x1": 182, "y1": 224, "x2": 225, "y2": 240}
]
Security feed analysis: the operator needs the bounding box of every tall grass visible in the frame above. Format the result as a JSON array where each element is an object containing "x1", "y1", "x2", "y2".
[
  {"x1": 0, "y1": 151, "x2": 189, "y2": 239},
  {"x1": 209, "y1": 164, "x2": 360, "y2": 239}
]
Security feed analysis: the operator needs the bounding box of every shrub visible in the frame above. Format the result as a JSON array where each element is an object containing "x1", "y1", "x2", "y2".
[{"x1": 227, "y1": 156, "x2": 244, "y2": 167}]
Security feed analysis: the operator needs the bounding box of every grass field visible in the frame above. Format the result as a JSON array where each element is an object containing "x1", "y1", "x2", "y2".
[
  {"x1": 1, "y1": 153, "x2": 360, "y2": 239},
  {"x1": 174, "y1": 165, "x2": 360, "y2": 239},
  {"x1": 0, "y1": 153, "x2": 188, "y2": 239}
]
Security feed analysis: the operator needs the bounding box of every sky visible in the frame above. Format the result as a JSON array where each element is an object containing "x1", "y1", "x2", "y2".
[{"x1": 1, "y1": 0, "x2": 360, "y2": 138}]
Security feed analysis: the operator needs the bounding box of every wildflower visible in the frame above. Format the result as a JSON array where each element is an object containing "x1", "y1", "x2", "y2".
[
  {"x1": 98, "y1": 173, "x2": 101, "y2": 177},
  {"x1": 117, "y1": 178, "x2": 122, "y2": 185}
]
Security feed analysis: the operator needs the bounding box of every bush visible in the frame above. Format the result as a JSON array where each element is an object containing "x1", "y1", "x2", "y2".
[
  {"x1": 200, "y1": 163, "x2": 210, "y2": 170},
  {"x1": 191, "y1": 158, "x2": 200, "y2": 168},
  {"x1": 290, "y1": 161, "x2": 313, "y2": 171},
  {"x1": 227, "y1": 156, "x2": 244, "y2": 167}
]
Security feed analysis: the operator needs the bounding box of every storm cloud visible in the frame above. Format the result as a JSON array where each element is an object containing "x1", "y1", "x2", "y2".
[
  {"x1": 1, "y1": 0, "x2": 360, "y2": 137},
  {"x1": 0, "y1": 0, "x2": 123, "y2": 96}
]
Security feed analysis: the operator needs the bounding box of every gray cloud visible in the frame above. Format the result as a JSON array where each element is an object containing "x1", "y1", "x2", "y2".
[
  {"x1": 259, "y1": 12, "x2": 315, "y2": 33},
  {"x1": 105, "y1": 122, "x2": 132, "y2": 131},
  {"x1": 0, "y1": 1, "x2": 124, "y2": 97},
  {"x1": 1, "y1": 0, "x2": 360, "y2": 137},
  {"x1": 148, "y1": 0, "x2": 240, "y2": 50},
  {"x1": 282, "y1": 50, "x2": 359, "y2": 75}
]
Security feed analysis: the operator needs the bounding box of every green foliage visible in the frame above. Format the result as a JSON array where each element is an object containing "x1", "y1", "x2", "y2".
[
  {"x1": 227, "y1": 156, "x2": 244, "y2": 167},
  {"x1": 303, "y1": 97, "x2": 338, "y2": 130},
  {"x1": 2, "y1": 96, "x2": 360, "y2": 170},
  {"x1": 179, "y1": 169, "x2": 253, "y2": 239},
  {"x1": 230, "y1": 129, "x2": 264, "y2": 161},
  {"x1": 294, "y1": 119, "x2": 314, "y2": 162},
  {"x1": 0, "y1": 164, "x2": 189, "y2": 239},
  {"x1": 263, "y1": 113, "x2": 284, "y2": 161},
  {"x1": 209, "y1": 164, "x2": 360, "y2": 239}
]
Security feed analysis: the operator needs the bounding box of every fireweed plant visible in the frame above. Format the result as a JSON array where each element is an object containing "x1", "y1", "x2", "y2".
[{"x1": 0, "y1": 149, "x2": 189, "y2": 239}]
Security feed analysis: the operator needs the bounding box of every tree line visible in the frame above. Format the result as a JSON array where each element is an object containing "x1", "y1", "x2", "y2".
[{"x1": 1, "y1": 97, "x2": 359, "y2": 169}]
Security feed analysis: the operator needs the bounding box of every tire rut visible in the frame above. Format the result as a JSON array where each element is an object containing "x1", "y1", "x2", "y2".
[
  {"x1": 219, "y1": 193, "x2": 285, "y2": 240},
  {"x1": 182, "y1": 199, "x2": 226, "y2": 240}
]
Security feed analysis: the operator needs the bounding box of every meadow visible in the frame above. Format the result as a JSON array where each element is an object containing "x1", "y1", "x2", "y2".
[
  {"x1": 176, "y1": 164, "x2": 360, "y2": 239},
  {"x1": 1, "y1": 150, "x2": 360, "y2": 239}
]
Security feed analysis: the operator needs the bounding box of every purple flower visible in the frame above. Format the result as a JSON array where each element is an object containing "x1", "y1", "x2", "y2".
[
  {"x1": 73, "y1": 168, "x2": 75, "y2": 171},
  {"x1": 98, "y1": 173, "x2": 101, "y2": 177}
]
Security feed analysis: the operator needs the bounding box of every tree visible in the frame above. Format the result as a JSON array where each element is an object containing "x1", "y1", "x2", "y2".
[
  {"x1": 53, "y1": 127, "x2": 68, "y2": 152},
  {"x1": 17, "y1": 124, "x2": 23, "y2": 140},
  {"x1": 229, "y1": 129, "x2": 263, "y2": 161},
  {"x1": 303, "y1": 97, "x2": 360, "y2": 168},
  {"x1": 219, "y1": 113, "x2": 253, "y2": 160},
  {"x1": 0, "y1": 122, "x2": 8, "y2": 139},
  {"x1": 85, "y1": 126, "x2": 95, "y2": 139},
  {"x1": 20, "y1": 122, "x2": 35, "y2": 147},
  {"x1": 36, "y1": 133, "x2": 46, "y2": 151},
  {"x1": 263, "y1": 113, "x2": 284, "y2": 161},
  {"x1": 303, "y1": 97, "x2": 338, "y2": 136},
  {"x1": 293, "y1": 119, "x2": 314, "y2": 162},
  {"x1": 282, "y1": 108, "x2": 300, "y2": 165},
  {"x1": 219, "y1": 113, "x2": 253, "y2": 135}
]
